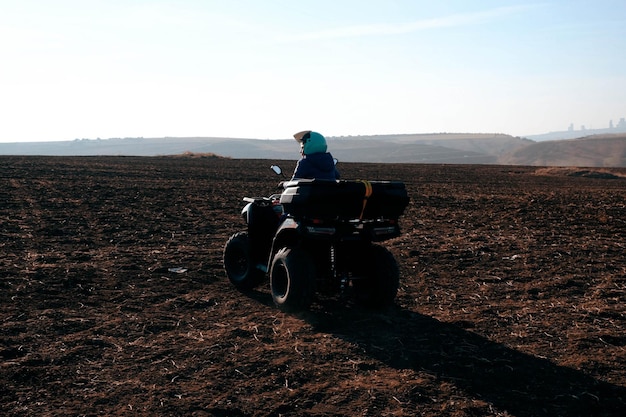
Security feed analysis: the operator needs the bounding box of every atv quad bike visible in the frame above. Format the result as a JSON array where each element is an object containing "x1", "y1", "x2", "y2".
[{"x1": 223, "y1": 166, "x2": 409, "y2": 312}]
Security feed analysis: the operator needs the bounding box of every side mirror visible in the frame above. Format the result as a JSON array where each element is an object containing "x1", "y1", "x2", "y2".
[{"x1": 270, "y1": 165, "x2": 282, "y2": 176}]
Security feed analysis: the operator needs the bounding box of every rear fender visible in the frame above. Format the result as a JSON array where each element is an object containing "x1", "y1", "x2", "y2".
[{"x1": 269, "y1": 218, "x2": 300, "y2": 262}]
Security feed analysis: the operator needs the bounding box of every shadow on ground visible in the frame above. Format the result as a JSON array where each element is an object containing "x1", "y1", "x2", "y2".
[{"x1": 290, "y1": 300, "x2": 626, "y2": 417}]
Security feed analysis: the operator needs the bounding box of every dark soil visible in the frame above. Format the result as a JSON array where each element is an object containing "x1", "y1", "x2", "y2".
[{"x1": 1, "y1": 156, "x2": 625, "y2": 416}]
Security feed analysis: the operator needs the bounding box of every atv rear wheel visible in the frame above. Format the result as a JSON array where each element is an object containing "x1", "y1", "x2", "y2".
[
  {"x1": 270, "y1": 247, "x2": 315, "y2": 312},
  {"x1": 223, "y1": 231, "x2": 265, "y2": 291},
  {"x1": 353, "y1": 244, "x2": 399, "y2": 309}
]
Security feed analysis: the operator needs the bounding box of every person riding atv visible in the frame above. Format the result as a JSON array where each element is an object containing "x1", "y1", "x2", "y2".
[
  {"x1": 223, "y1": 130, "x2": 409, "y2": 312},
  {"x1": 291, "y1": 130, "x2": 340, "y2": 180}
]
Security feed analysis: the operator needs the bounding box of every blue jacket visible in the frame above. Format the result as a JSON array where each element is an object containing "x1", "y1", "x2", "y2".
[{"x1": 292, "y1": 152, "x2": 340, "y2": 180}]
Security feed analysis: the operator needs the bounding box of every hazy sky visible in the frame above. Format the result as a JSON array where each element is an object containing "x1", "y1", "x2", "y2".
[{"x1": 1, "y1": 0, "x2": 625, "y2": 142}]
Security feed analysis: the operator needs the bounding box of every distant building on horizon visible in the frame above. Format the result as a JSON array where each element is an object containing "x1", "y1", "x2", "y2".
[{"x1": 569, "y1": 117, "x2": 625, "y2": 131}]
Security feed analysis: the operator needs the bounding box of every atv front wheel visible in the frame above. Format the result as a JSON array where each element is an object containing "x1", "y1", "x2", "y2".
[
  {"x1": 270, "y1": 247, "x2": 315, "y2": 312},
  {"x1": 223, "y1": 231, "x2": 265, "y2": 291}
]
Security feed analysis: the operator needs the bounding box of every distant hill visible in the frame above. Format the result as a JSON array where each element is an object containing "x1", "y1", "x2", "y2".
[
  {"x1": 1, "y1": 133, "x2": 625, "y2": 167},
  {"x1": 0, "y1": 133, "x2": 529, "y2": 164},
  {"x1": 524, "y1": 123, "x2": 626, "y2": 141},
  {"x1": 498, "y1": 134, "x2": 626, "y2": 167},
  {"x1": 329, "y1": 133, "x2": 531, "y2": 163}
]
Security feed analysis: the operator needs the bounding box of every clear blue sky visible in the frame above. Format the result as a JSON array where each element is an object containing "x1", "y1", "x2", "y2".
[{"x1": 1, "y1": 0, "x2": 625, "y2": 142}]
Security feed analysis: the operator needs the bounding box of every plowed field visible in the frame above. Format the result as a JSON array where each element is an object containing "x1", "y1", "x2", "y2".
[{"x1": 1, "y1": 156, "x2": 625, "y2": 416}]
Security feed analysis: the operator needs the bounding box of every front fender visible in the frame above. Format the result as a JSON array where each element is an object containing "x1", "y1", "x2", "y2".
[{"x1": 241, "y1": 202, "x2": 253, "y2": 224}]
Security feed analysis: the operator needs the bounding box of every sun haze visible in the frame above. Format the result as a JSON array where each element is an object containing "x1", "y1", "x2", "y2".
[{"x1": 1, "y1": 0, "x2": 625, "y2": 142}]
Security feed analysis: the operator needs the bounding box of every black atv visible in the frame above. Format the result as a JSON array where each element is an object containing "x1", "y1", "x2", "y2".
[{"x1": 223, "y1": 165, "x2": 409, "y2": 312}]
